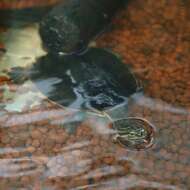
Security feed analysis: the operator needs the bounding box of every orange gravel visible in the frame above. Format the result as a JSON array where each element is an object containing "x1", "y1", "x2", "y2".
[{"x1": 0, "y1": 0, "x2": 190, "y2": 190}]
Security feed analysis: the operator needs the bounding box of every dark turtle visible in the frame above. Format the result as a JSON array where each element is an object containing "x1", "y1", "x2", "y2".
[
  {"x1": 2, "y1": 0, "x2": 155, "y2": 151},
  {"x1": 39, "y1": 0, "x2": 128, "y2": 54},
  {"x1": 9, "y1": 48, "x2": 139, "y2": 110},
  {"x1": 8, "y1": 48, "x2": 155, "y2": 150},
  {"x1": 29, "y1": 48, "x2": 139, "y2": 111}
]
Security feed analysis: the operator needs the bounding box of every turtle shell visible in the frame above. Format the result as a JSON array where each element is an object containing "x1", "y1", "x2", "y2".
[
  {"x1": 112, "y1": 117, "x2": 155, "y2": 150},
  {"x1": 27, "y1": 48, "x2": 140, "y2": 112},
  {"x1": 39, "y1": 0, "x2": 126, "y2": 54}
]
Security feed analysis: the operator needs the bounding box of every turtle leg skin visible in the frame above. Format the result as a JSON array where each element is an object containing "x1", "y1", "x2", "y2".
[{"x1": 39, "y1": 0, "x2": 128, "y2": 55}]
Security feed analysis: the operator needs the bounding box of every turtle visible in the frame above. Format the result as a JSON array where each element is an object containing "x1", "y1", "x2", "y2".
[
  {"x1": 39, "y1": 0, "x2": 128, "y2": 54},
  {"x1": 1, "y1": 0, "x2": 155, "y2": 150},
  {"x1": 7, "y1": 47, "x2": 155, "y2": 150}
]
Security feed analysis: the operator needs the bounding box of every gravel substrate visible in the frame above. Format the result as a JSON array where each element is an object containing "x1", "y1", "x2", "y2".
[{"x1": 0, "y1": 0, "x2": 190, "y2": 189}]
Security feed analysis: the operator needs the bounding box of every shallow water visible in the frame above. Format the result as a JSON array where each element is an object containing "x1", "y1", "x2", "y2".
[{"x1": 1, "y1": 1, "x2": 190, "y2": 190}]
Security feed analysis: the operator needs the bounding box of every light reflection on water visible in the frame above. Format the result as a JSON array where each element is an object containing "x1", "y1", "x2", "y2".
[{"x1": 0, "y1": 21, "x2": 190, "y2": 190}]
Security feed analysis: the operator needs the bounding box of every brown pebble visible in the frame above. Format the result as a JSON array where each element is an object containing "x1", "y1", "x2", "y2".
[{"x1": 31, "y1": 130, "x2": 41, "y2": 139}]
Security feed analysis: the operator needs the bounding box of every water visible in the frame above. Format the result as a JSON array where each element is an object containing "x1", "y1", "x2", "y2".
[{"x1": 1, "y1": 1, "x2": 190, "y2": 190}]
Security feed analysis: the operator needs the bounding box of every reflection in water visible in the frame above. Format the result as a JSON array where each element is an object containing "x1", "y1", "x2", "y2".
[
  {"x1": 0, "y1": 25, "x2": 45, "y2": 71},
  {"x1": 46, "y1": 151, "x2": 92, "y2": 177},
  {"x1": 92, "y1": 176, "x2": 183, "y2": 190},
  {"x1": 1, "y1": 2, "x2": 190, "y2": 189},
  {"x1": 133, "y1": 94, "x2": 190, "y2": 115},
  {"x1": 15, "y1": 48, "x2": 139, "y2": 112},
  {"x1": 7, "y1": 47, "x2": 157, "y2": 150},
  {"x1": 2, "y1": 107, "x2": 77, "y2": 127},
  {"x1": 0, "y1": 157, "x2": 44, "y2": 177},
  {"x1": 0, "y1": 98, "x2": 189, "y2": 189}
]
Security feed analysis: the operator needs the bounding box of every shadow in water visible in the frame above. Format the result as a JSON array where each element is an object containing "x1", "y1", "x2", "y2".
[{"x1": 25, "y1": 48, "x2": 140, "y2": 112}]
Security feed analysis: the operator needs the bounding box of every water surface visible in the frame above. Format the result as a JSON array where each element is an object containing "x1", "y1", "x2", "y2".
[{"x1": 0, "y1": 1, "x2": 190, "y2": 189}]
